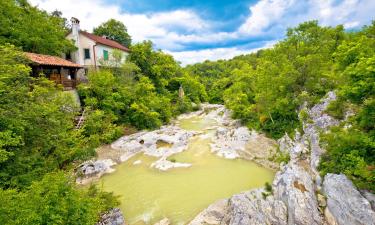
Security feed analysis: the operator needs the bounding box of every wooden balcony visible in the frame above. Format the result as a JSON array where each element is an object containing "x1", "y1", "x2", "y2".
[{"x1": 50, "y1": 74, "x2": 79, "y2": 90}]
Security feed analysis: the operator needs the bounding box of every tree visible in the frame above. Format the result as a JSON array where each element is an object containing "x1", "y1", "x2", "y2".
[
  {"x1": 0, "y1": 172, "x2": 119, "y2": 225},
  {"x1": 0, "y1": 44, "x2": 95, "y2": 188},
  {"x1": 0, "y1": 0, "x2": 75, "y2": 55},
  {"x1": 129, "y1": 41, "x2": 180, "y2": 92},
  {"x1": 93, "y1": 19, "x2": 132, "y2": 47}
]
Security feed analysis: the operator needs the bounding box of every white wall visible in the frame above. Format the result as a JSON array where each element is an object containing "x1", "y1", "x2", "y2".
[
  {"x1": 95, "y1": 44, "x2": 129, "y2": 66},
  {"x1": 66, "y1": 33, "x2": 129, "y2": 68},
  {"x1": 66, "y1": 33, "x2": 96, "y2": 66}
]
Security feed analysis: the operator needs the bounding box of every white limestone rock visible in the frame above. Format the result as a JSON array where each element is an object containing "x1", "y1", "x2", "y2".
[
  {"x1": 96, "y1": 208, "x2": 125, "y2": 225},
  {"x1": 210, "y1": 126, "x2": 251, "y2": 159},
  {"x1": 151, "y1": 158, "x2": 191, "y2": 171},
  {"x1": 278, "y1": 133, "x2": 294, "y2": 154},
  {"x1": 78, "y1": 159, "x2": 116, "y2": 177},
  {"x1": 154, "y1": 218, "x2": 170, "y2": 225},
  {"x1": 223, "y1": 189, "x2": 287, "y2": 225},
  {"x1": 303, "y1": 91, "x2": 340, "y2": 184},
  {"x1": 111, "y1": 126, "x2": 196, "y2": 165},
  {"x1": 273, "y1": 163, "x2": 323, "y2": 225},
  {"x1": 189, "y1": 199, "x2": 229, "y2": 225},
  {"x1": 322, "y1": 174, "x2": 375, "y2": 225}
]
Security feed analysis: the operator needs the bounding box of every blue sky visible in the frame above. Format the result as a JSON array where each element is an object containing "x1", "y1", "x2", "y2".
[{"x1": 31, "y1": 0, "x2": 375, "y2": 65}]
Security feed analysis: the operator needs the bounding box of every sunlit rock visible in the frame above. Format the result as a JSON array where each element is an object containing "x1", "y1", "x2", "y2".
[{"x1": 323, "y1": 174, "x2": 375, "y2": 225}]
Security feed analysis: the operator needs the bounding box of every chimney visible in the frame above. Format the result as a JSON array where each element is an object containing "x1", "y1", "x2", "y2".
[
  {"x1": 70, "y1": 17, "x2": 81, "y2": 64},
  {"x1": 71, "y1": 17, "x2": 80, "y2": 36}
]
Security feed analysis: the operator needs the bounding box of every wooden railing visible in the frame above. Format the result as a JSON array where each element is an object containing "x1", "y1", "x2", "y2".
[
  {"x1": 49, "y1": 74, "x2": 78, "y2": 89},
  {"x1": 60, "y1": 80, "x2": 78, "y2": 88}
]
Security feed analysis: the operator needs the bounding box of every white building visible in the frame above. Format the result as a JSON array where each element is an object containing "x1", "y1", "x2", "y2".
[{"x1": 66, "y1": 17, "x2": 130, "y2": 70}]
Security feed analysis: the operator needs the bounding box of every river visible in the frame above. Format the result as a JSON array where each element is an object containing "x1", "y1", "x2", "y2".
[{"x1": 98, "y1": 105, "x2": 275, "y2": 224}]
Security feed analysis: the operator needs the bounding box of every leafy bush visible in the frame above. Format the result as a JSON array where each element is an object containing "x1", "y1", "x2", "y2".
[
  {"x1": 174, "y1": 97, "x2": 193, "y2": 114},
  {"x1": 275, "y1": 151, "x2": 291, "y2": 164},
  {"x1": 0, "y1": 172, "x2": 119, "y2": 225},
  {"x1": 325, "y1": 98, "x2": 346, "y2": 120},
  {"x1": 319, "y1": 128, "x2": 374, "y2": 191},
  {"x1": 82, "y1": 109, "x2": 123, "y2": 146},
  {"x1": 129, "y1": 103, "x2": 162, "y2": 129}
]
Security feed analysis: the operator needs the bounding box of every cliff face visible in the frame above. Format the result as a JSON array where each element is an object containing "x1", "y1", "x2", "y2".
[{"x1": 190, "y1": 92, "x2": 375, "y2": 225}]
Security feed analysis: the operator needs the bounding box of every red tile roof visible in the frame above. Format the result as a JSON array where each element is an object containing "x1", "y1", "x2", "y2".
[
  {"x1": 25, "y1": 52, "x2": 82, "y2": 68},
  {"x1": 80, "y1": 31, "x2": 130, "y2": 52}
]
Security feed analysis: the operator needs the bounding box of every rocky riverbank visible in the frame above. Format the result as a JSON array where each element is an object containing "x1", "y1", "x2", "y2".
[
  {"x1": 76, "y1": 104, "x2": 279, "y2": 184},
  {"x1": 77, "y1": 93, "x2": 374, "y2": 225},
  {"x1": 189, "y1": 92, "x2": 375, "y2": 225}
]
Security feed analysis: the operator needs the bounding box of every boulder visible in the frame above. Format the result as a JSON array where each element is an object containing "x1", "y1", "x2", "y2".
[
  {"x1": 151, "y1": 158, "x2": 191, "y2": 171},
  {"x1": 77, "y1": 159, "x2": 115, "y2": 177},
  {"x1": 111, "y1": 126, "x2": 196, "y2": 168},
  {"x1": 278, "y1": 134, "x2": 294, "y2": 154},
  {"x1": 189, "y1": 199, "x2": 229, "y2": 225},
  {"x1": 210, "y1": 126, "x2": 251, "y2": 159},
  {"x1": 222, "y1": 189, "x2": 287, "y2": 225},
  {"x1": 360, "y1": 190, "x2": 375, "y2": 211},
  {"x1": 96, "y1": 208, "x2": 125, "y2": 225},
  {"x1": 273, "y1": 163, "x2": 323, "y2": 225},
  {"x1": 241, "y1": 130, "x2": 279, "y2": 170},
  {"x1": 154, "y1": 218, "x2": 170, "y2": 225},
  {"x1": 322, "y1": 174, "x2": 375, "y2": 225}
]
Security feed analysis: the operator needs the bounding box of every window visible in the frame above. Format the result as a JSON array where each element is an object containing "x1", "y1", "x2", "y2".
[
  {"x1": 103, "y1": 50, "x2": 109, "y2": 61},
  {"x1": 84, "y1": 48, "x2": 90, "y2": 59},
  {"x1": 66, "y1": 52, "x2": 71, "y2": 60}
]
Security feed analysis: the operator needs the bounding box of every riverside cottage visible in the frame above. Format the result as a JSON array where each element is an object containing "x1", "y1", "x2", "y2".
[
  {"x1": 25, "y1": 17, "x2": 130, "y2": 90},
  {"x1": 25, "y1": 52, "x2": 83, "y2": 90},
  {"x1": 65, "y1": 17, "x2": 130, "y2": 73}
]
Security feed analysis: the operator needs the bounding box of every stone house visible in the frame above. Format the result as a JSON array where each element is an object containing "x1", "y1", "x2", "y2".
[{"x1": 65, "y1": 17, "x2": 130, "y2": 72}]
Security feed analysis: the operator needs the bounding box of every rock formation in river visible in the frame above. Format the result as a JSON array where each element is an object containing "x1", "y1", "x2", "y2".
[
  {"x1": 77, "y1": 94, "x2": 374, "y2": 225},
  {"x1": 96, "y1": 208, "x2": 125, "y2": 225},
  {"x1": 190, "y1": 92, "x2": 375, "y2": 225}
]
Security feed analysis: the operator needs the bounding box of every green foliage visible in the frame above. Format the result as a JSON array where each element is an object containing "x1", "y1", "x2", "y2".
[
  {"x1": 186, "y1": 20, "x2": 374, "y2": 190},
  {"x1": 0, "y1": 4, "x2": 122, "y2": 220},
  {"x1": 319, "y1": 128, "x2": 374, "y2": 191},
  {"x1": 174, "y1": 97, "x2": 193, "y2": 115},
  {"x1": 0, "y1": 0, "x2": 75, "y2": 55},
  {"x1": 79, "y1": 40, "x2": 203, "y2": 131},
  {"x1": 275, "y1": 151, "x2": 291, "y2": 164},
  {"x1": 0, "y1": 172, "x2": 118, "y2": 225},
  {"x1": 265, "y1": 182, "x2": 273, "y2": 193},
  {"x1": 82, "y1": 109, "x2": 123, "y2": 146},
  {"x1": 319, "y1": 22, "x2": 375, "y2": 191},
  {"x1": 0, "y1": 45, "x2": 93, "y2": 188},
  {"x1": 129, "y1": 102, "x2": 162, "y2": 129},
  {"x1": 325, "y1": 98, "x2": 346, "y2": 120},
  {"x1": 262, "y1": 182, "x2": 273, "y2": 199},
  {"x1": 129, "y1": 41, "x2": 180, "y2": 92},
  {"x1": 168, "y1": 75, "x2": 208, "y2": 103},
  {"x1": 93, "y1": 19, "x2": 132, "y2": 47},
  {"x1": 186, "y1": 21, "x2": 343, "y2": 138}
]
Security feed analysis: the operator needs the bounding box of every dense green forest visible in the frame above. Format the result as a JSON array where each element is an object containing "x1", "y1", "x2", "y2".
[
  {"x1": 0, "y1": 1, "x2": 206, "y2": 224},
  {"x1": 185, "y1": 21, "x2": 374, "y2": 191},
  {"x1": 0, "y1": 0, "x2": 373, "y2": 224}
]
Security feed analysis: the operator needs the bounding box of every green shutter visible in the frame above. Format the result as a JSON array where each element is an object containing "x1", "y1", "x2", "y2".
[
  {"x1": 103, "y1": 50, "x2": 109, "y2": 61},
  {"x1": 84, "y1": 48, "x2": 90, "y2": 59}
]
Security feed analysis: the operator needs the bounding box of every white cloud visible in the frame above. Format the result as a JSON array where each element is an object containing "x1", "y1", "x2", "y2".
[
  {"x1": 168, "y1": 41, "x2": 276, "y2": 66},
  {"x1": 238, "y1": 0, "x2": 295, "y2": 35},
  {"x1": 29, "y1": 0, "x2": 375, "y2": 65},
  {"x1": 30, "y1": 0, "x2": 211, "y2": 46}
]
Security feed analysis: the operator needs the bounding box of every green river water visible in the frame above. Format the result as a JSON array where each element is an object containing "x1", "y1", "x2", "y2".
[{"x1": 99, "y1": 115, "x2": 274, "y2": 225}]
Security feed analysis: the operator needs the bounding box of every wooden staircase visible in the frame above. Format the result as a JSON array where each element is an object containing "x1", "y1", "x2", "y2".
[{"x1": 75, "y1": 109, "x2": 86, "y2": 129}]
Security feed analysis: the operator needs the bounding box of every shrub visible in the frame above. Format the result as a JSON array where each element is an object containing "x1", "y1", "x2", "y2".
[
  {"x1": 0, "y1": 172, "x2": 119, "y2": 225},
  {"x1": 129, "y1": 103, "x2": 162, "y2": 129}
]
